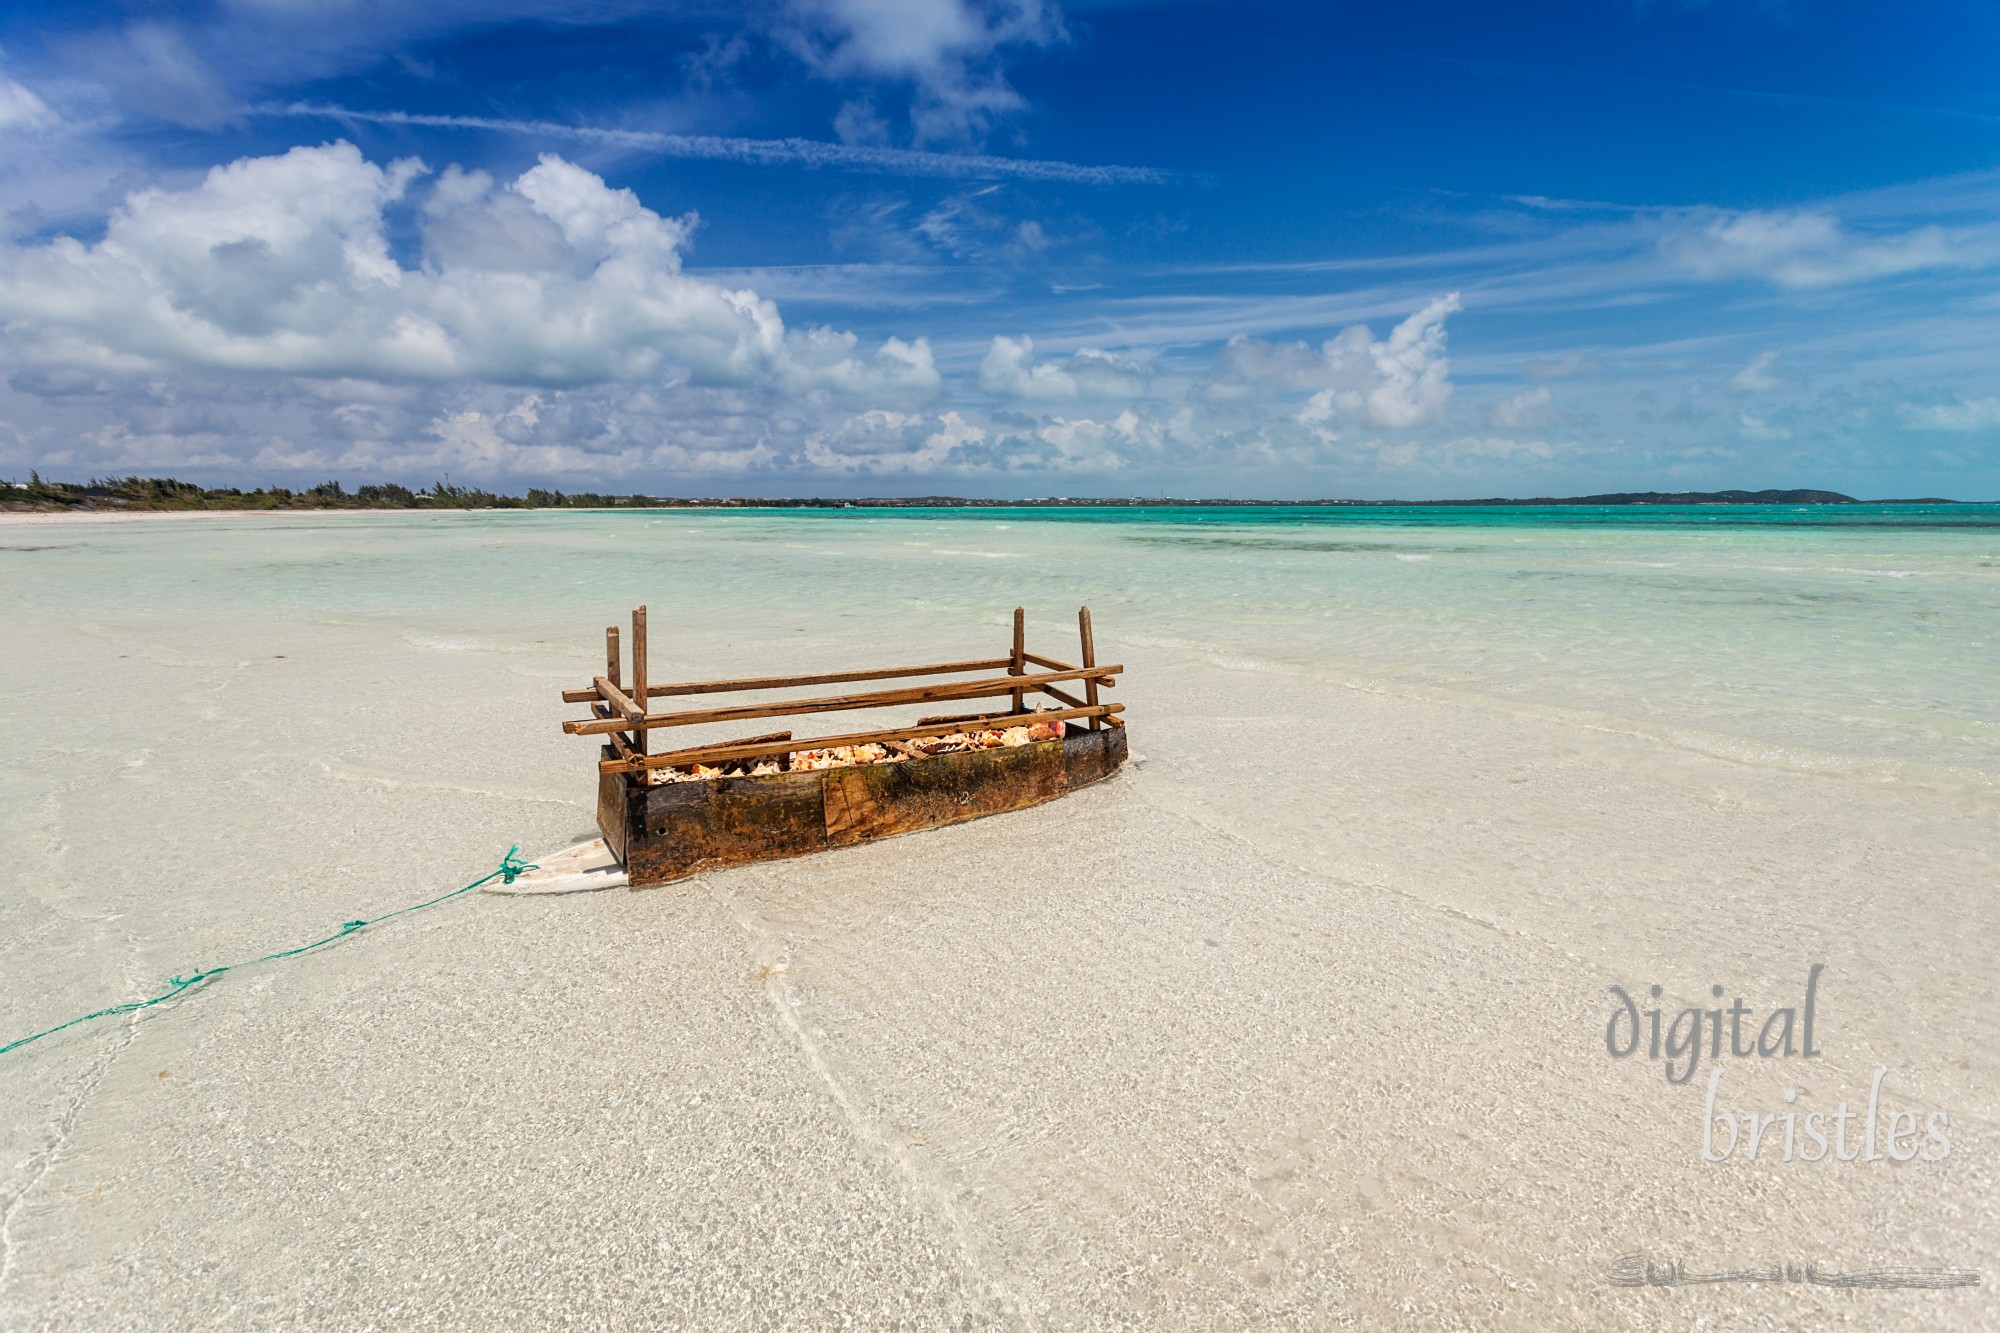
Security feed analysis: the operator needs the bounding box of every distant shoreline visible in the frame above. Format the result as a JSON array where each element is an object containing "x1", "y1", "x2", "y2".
[{"x1": 0, "y1": 479, "x2": 1980, "y2": 516}]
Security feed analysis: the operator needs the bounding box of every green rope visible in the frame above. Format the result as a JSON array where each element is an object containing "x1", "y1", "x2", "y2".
[{"x1": 1, "y1": 845, "x2": 538, "y2": 1058}]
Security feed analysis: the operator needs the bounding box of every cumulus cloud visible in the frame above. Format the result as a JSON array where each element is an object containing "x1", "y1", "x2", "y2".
[
  {"x1": 800, "y1": 408, "x2": 997, "y2": 473},
  {"x1": 0, "y1": 141, "x2": 929, "y2": 395},
  {"x1": 783, "y1": 326, "x2": 941, "y2": 396},
  {"x1": 787, "y1": 402, "x2": 1146, "y2": 476},
  {"x1": 979, "y1": 335, "x2": 1145, "y2": 400},
  {"x1": 225, "y1": 390, "x2": 623, "y2": 482},
  {"x1": 1661, "y1": 209, "x2": 1993, "y2": 288},
  {"x1": 417, "y1": 394, "x2": 598, "y2": 477},
  {"x1": 1035, "y1": 410, "x2": 1139, "y2": 468},
  {"x1": 782, "y1": 0, "x2": 1066, "y2": 143},
  {"x1": 1211, "y1": 294, "x2": 1463, "y2": 429}
]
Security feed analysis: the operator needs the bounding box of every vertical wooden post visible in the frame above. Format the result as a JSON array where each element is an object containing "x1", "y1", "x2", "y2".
[
  {"x1": 606, "y1": 625, "x2": 621, "y2": 689},
  {"x1": 1078, "y1": 605, "x2": 1099, "y2": 731},
  {"x1": 1010, "y1": 606, "x2": 1026, "y2": 715},
  {"x1": 631, "y1": 605, "x2": 649, "y2": 760}
]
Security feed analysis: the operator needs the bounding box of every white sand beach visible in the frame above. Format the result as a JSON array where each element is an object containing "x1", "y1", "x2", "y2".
[{"x1": 2, "y1": 509, "x2": 1994, "y2": 1329}]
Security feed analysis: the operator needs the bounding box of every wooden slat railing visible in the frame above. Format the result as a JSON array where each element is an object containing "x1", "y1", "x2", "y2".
[
  {"x1": 561, "y1": 657, "x2": 1015, "y2": 704},
  {"x1": 563, "y1": 663, "x2": 1121, "y2": 737},
  {"x1": 565, "y1": 604, "x2": 1125, "y2": 772},
  {"x1": 600, "y1": 702, "x2": 1123, "y2": 774}
]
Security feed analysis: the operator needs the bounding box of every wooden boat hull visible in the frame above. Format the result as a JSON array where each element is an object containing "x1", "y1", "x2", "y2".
[{"x1": 599, "y1": 723, "x2": 1127, "y2": 887}]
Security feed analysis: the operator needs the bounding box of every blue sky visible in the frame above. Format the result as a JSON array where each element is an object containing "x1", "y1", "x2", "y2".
[{"x1": 1, "y1": 0, "x2": 1997, "y2": 498}]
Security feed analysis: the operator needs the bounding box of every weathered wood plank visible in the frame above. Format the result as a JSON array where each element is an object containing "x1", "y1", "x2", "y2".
[
  {"x1": 597, "y1": 749, "x2": 636, "y2": 865},
  {"x1": 1021, "y1": 651, "x2": 1115, "y2": 687},
  {"x1": 721, "y1": 729, "x2": 793, "y2": 748},
  {"x1": 595, "y1": 675, "x2": 643, "y2": 724},
  {"x1": 626, "y1": 770, "x2": 826, "y2": 887},
  {"x1": 1079, "y1": 606, "x2": 1100, "y2": 731},
  {"x1": 648, "y1": 657, "x2": 1013, "y2": 698},
  {"x1": 594, "y1": 705, "x2": 640, "y2": 764},
  {"x1": 561, "y1": 657, "x2": 1013, "y2": 704},
  {"x1": 1010, "y1": 606, "x2": 1026, "y2": 715},
  {"x1": 631, "y1": 606, "x2": 649, "y2": 758},
  {"x1": 563, "y1": 663, "x2": 1122, "y2": 736},
  {"x1": 1063, "y1": 719, "x2": 1127, "y2": 786},
  {"x1": 823, "y1": 738, "x2": 1068, "y2": 847},
  {"x1": 599, "y1": 702, "x2": 1122, "y2": 773},
  {"x1": 709, "y1": 729, "x2": 793, "y2": 773}
]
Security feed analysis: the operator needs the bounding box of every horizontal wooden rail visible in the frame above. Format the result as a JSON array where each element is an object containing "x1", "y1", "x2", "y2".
[
  {"x1": 601, "y1": 702, "x2": 1124, "y2": 774},
  {"x1": 727, "y1": 730, "x2": 795, "y2": 748},
  {"x1": 563, "y1": 664, "x2": 1122, "y2": 737},
  {"x1": 599, "y1": 710, "x2": 797, "y2": 766},
  {"x1": 561, "y1": 656, "x2": 1011, "y2": 705}
]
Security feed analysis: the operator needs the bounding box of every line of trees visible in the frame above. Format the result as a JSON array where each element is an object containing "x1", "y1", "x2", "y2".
[{"x1": 3, "y1": 473, "x2": 746, "y2": 511}]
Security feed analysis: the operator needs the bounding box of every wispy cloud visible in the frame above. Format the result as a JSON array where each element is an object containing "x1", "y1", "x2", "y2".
[
  {"x1": 1731, "y1": 350, "x2": 1781, "y2": 392},
  {"x1": 260, "y1": 103, "x2": 1178, "y2": 186},
  {"x1": 1901, "y1": 396, "x2": 2000, "y2": 431},
  {"x1": 1660, "y1": 209, "x2": 1995, "y2": 288},
  {"x1": 0, "y1": 74, "x2": 58, "y2": 132}
]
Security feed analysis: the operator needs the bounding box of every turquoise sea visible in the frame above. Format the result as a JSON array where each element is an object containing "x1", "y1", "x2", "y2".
[
  {"x1": 5, "y1": 503, "x2": 1997, "y2": 790},
  {"x1": 5, "y1": 502, "x2": 1998, "y2": 1331}
]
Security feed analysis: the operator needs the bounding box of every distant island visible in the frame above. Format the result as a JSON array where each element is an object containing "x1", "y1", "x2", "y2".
[{"x1": 1, "y1": 475, "x2": 1969, "y2": 513}]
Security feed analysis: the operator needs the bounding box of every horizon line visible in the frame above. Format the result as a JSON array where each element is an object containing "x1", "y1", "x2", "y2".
[{"x1": 7, "y1": 477, "x2": 1986, "y2": 507}]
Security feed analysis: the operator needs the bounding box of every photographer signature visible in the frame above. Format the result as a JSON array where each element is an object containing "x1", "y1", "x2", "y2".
[{"x1": 1610, "y1": 1252, "x2": 1980, "y2": 1290}]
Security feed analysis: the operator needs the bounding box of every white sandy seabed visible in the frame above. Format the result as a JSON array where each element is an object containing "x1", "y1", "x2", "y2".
[{"x1": 0, "y1": 509, "x2": 1995, "y2": 1330}]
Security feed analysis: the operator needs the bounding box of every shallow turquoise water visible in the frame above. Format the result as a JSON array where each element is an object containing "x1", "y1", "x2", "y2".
[
  {"x1": 4, "y1": 505, "x2": 1997, "y2": 1333},
  {"x1": 5, "y1": 504, "x2": 1997, "y2": 786}
]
